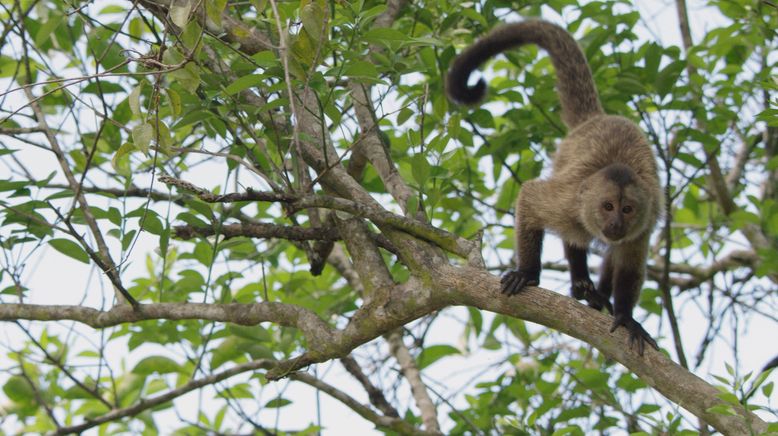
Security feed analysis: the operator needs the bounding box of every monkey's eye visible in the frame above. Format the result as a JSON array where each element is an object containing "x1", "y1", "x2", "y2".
[
  {"x1": 622, "y1": 205, "x2": 633, "y2": 214},
  {"x1": 603, "y1": 202, "x2": 614, "y2": 211}
]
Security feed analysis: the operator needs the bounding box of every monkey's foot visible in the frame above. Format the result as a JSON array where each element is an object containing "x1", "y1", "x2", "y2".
[
  {"x1": 586, "y1": 289, "x2": 614, "y2": 315},
  {"x1": 610, "y1": 315, "x2": 659, "y2": 356},
  {"x1": 570, "y1": 278, "x2": 594, "y2": 300},
  {"x1": 500, "y1": 270, "x2": 539, "y2": 296}
]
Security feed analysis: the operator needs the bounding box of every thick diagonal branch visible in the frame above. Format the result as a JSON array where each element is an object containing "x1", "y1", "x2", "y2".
[
  {"x1": 2, "y1": 268, "x2": 768, "y2": 436},
  {"x1": 440, "y1": 265, "x2": 768, "y2": 436}
]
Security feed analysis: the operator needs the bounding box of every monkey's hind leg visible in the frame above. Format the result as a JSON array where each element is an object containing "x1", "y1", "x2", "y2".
[{"x1": 502, "y1": 180, "x2": 544, "y2": 296}]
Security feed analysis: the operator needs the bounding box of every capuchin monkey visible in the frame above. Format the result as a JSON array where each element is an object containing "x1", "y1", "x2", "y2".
[{"x1": 447, "y1": 20, "x2": 662, "y2": 355}]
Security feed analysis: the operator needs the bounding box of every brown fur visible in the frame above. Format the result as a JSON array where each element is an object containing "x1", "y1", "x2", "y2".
[{"x1": 447, "y1": 20, "x2": 662, "y2": 355}]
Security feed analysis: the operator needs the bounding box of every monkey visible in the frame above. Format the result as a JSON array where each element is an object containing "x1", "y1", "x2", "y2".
[{"x1": 447, "y1": 20, "x2": 662, "y2": 355}]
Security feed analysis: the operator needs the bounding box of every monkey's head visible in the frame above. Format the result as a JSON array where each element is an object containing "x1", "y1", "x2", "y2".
[{"x1": 579, "y1": 164, "x2": 653, "y2": 244}]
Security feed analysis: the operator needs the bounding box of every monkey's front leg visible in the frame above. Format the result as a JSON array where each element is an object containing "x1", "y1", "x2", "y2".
[
  {"x1": 566, "y1": 243, "x2": 614, "y2": 313},
  {"x1": 501, "y1": 228, "x2": 543, "y2": 295},
  {"x1": 564, "y1": 243, "x2": 595, "y2": 300},
  {"x1": 502, "y1": 184, "x2": 544, "y2": 295},
  {"x1": 609, "y1": 245, "x2": 658, "y2": 356}
]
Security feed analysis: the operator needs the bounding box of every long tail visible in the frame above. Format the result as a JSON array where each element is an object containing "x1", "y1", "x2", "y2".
[{"x1": 446, "y1": 20, "x2": 604, "y2": 129}]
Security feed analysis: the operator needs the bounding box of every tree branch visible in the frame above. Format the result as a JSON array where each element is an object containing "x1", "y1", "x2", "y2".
[
  {"x1": 54, "y1": 359, "x2": 276, "y2": 434},
  {"x1": 0, "y1": 303, "x2": 334, "y2": 354},
  {"x1": 158, "y1": 174, "x2": 477, "y2": 259},
  {"x1": 0, "y1": 126, "x2": 46, "y2": 135},
  {"x1": 174, "y1": 222, "x2": 340, "y2": 242},
  {"x1": 340, "y1": 356, "x2": 400, "y2": 418},
  {"x1": 0, "y1": 269, "x2": 768, "y2": 435},
  {"x1": 290, "y1": 370, "x2": 432, "y2": 435},
  {"x1": 387, "y1": 330, "x2": 441, "y2": 433},
  {"x1": 440, "y1": 266, "x2": 769, "y2": 436}
]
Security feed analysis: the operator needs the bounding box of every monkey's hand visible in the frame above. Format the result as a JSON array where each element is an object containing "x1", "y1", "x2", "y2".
[
  {"x1": 585, "y1": 288, "x2": 614, "y2": 315},
  {"x1": 570, "y1": 278, "x2": 594, "y2": 300},
  {"x1": 610, "y1": 314, "x2": 659, "y2": 356},
  {"x1": 500, "y1": 270, "x2": 539, "y2": 296}
]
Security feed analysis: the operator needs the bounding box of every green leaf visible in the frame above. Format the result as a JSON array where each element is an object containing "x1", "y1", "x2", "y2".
[
  {"x1": 82, "y1": 82, "x2": 126, "y2": 95},
  {"x1": 411, "y1": 153, "x2": 430, "y2": 186},
  {"x1": 636, "y1": 404, "x2": 661, "y2": 414},
  {"x1": 575, "y1": 368, "x2": 609, "y2": 389},
  {"x1": 343, "y1": 60, "x2": 379, "y2": 80},
  {"x1": 155, "y1": 120, "x2": 174, "y2": 149},
  {"x1": 129, "y1": 84, "x2": 143, "y2": 117},
  {"x1": 141, "y1": 213, "x2": 164, "y2": 235},
  {"x1": 551, "y1": 425, "x2": 584, "y2": 436},
  {"x1": 170, "y1": 0, "x2": 193, "y2": 28},
  {"x1": 467, "y1": 306, "x2": 482, "y2": 337},
  {"x1": 170, "y1": 62, "x2": 201, "y2": 93},
  {"x1": 556, "y1": 405, "x2": 591, "y2": 422},
  {"x1": 100, "y1": 5, "x2": 127, "y2": 14},
  {"x1": 228, "y1": 325, "x2": 272, "y2": 342},
  {"x1": 132, "y1": 356, "x2": 182, "y2": 375},
  {"x1": 0, "y1": 56, "x2": 19, "y2": 78},
  {"x1": 3, "y1": 376, "x2": 35, "y2": 402},
  {"x1": 417, "y1": 344, "x2": 460, "y2": 369},
  {"x1": 224, "y1": 74, "x2": 266, "y2": 95},
  {"x1": 194, "y1": 240, "x2": 215, "y2": 266},
  {"x1": 613, "y1": 77, "x2": 646, "y2": 96},
  {"x1": 301, "y1": 1, "x2": 327, "y2": 43},
  {"x1": 251, "y1": 51, "x2": 279, "y2": 68},
  {"x1": 717, "y1": 391, "x2": 739, "y2": 405},
  {"x1": 397, "y1": 107, "x2": 414, "y2": 125},
  {"x1": 112, "y1": 142, "x2": 134, "y2": 176},
  {"x1": 264, "y1": 397, "x2": 292, "y2": 408},
  {"x1": 35, "y1": 14, "x2": 63, "y2": 46},
  {"x1": 644, "y1": 43, "x2": 662, "y2": 75},
  {"x1": 166, "y1": 88, "x2": 182, "y2": 116},
  {"x1": 763, "y1": 381, "x2": 774, "y2": 397},
  {"x1": 0, "y1": 180, "x2": 29, "y2": 191},
  {"x1": 216, "y1": 382, "x2": 254, "y2": 399},
  {"x1": 706, "y1": 404, "x2": 737, "y2": 416},
  {"x1": 49, "y1": 238, "x2": 91, "y2": 264},
  {"x1": 205, "y1": 0, "x2": 228, "y2": 29},
  {"x1": 655, "y1": 60, "x2": 686, "y2": 96},
  {"x1": 363, "y1": 28, "x2": 409, "y2": 46},
  {"x1": 181, "y1": 20, "x2": 203, "y2": 53},
  {"x1": 132, "y1": 123, "x2": 153, "y2": 154}
]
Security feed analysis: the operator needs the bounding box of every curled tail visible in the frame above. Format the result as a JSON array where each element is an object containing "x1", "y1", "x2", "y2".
[{"x1": 446, "y1": 20, "x2": 603, "y2": 129}]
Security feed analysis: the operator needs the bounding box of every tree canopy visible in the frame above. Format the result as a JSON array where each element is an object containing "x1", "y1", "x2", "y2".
[{"x1": 0, "y1": 0, "x2": 776, "y2": 434}]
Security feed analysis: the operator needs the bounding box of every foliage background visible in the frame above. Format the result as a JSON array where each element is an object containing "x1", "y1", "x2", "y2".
[{"x1": 0, "y1": 0, "x2": 776, "y2": 434}]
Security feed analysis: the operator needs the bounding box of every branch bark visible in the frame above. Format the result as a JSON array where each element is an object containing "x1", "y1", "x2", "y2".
[
  {"x1": 3, "y1": 271, "x2": 768, "y2": 435},
  {"x1": 0, "y1": 303, "x2": 334, "y2": 354}
]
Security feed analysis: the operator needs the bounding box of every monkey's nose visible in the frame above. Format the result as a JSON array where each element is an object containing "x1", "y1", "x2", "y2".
[{"x1": 603, "y1": 225, "x2": 626, "y2": 241}]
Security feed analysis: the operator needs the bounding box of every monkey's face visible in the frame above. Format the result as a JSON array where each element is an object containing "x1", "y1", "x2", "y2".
[{"x1": 580, "y1": 172, "x2": 649, "y2": 244}]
